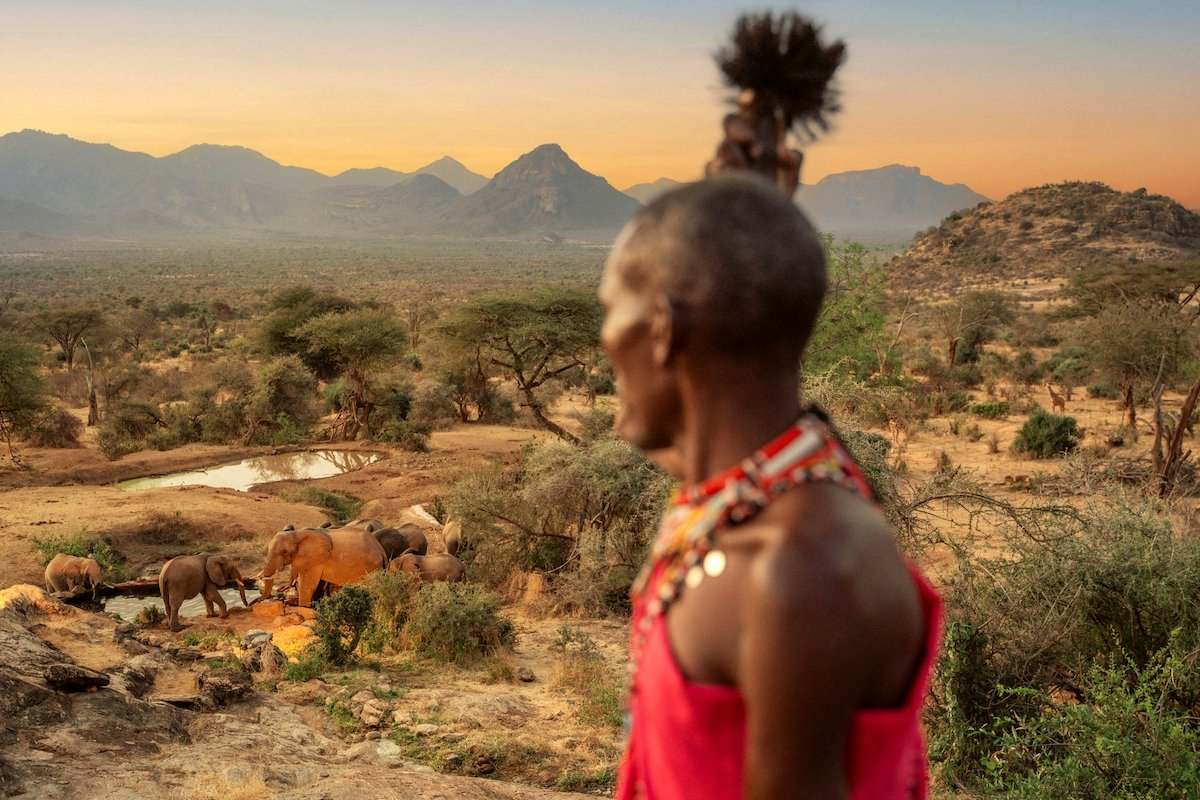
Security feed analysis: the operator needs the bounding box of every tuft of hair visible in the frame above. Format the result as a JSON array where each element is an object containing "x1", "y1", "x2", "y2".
[{"x1": 716, "y1": 11, "x2": 846, "y2": 142}]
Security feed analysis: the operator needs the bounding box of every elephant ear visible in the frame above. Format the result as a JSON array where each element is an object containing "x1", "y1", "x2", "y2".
[
  {"x1": 206, "y1": 556, "x2": 230, "y2": 585},
  {"x1": 297, "y1": 530, "x2": 335, "y2": 562}
]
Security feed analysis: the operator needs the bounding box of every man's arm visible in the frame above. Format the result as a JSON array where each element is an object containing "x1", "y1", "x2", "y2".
[{"x1": 738, "y1": 540, "x2": 867, "y2": 800}]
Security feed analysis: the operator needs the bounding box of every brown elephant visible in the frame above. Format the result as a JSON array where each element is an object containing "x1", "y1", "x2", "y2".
[
  {"x1": 443, "y1": 520, "x2": 465, "y2": 556},
  {"x1": 388, "y1": 552, "x2": 465, "y2": 583},
  {"x1": 159, "y1": 553, "x2": 248, "y2": 632},
  {"x1": 255, "y1": 526, "x2": 386, "y2": 607},
  {"x1": 44, "y1": 553, "x2": 103, "y2": 599},
  {"x1": 373, "y1": 524, "x2": 428, "y2": 560},
  {"x1": 345, "y1": 518, "x2": 386, "y2": 533}
]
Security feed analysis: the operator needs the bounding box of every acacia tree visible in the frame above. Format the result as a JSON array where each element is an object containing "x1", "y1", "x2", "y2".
[
  {"x1": 1080, "y1": 301, "x2": 1183, "y2": 429},
  {"x1": 932, "y1": 291, "x2": 1016, "y2": 365},
  {"x1": 33, "y1": 308, "x2": 105, "y2": 369},
  {"x1": 432, "y1": 287, "x2": 603, "y2": 443},
  {"x1": 296, "y1": 309, "x2": 407, "y2": 440},
  {"x1": 0, "y1": 333, "x2": 47, "y2": 460}
]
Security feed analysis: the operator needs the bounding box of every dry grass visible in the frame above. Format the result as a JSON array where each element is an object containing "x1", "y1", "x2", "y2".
[{"x1": 179, "y1": 771, "x2": 271, "y2": 800}]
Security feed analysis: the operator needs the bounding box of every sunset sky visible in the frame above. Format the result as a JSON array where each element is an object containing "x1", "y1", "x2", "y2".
[{"x1": 5, "y1": 1, "x2": 1199, "y2": 207}]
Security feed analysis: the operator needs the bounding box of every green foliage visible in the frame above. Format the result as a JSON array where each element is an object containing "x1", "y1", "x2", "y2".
[
  {"x1": 257, "y1": 285, "x2": 357, "y2": 379},
  {"x1": 284, "y1": 650, "x2": 329, "y2": 682},
  {"x1": 552, "y1": 626, "x2": 624, "y2": 729},
  {"x1": 1088, "y1": 382, "x2": 1121, "y2": 400},
  {"x1": 374, "y1": 417, "x2": 431, "y2": 451},
  {"x1": 282, "y1": 487, "x2": 362, "y2": 524},
  {"x1": 403, "y1": 582, "x2": 515, "y2": 664},
  {"x1": 313, "y1": 586, "x2": 374, "y2": 664},
  {"x1": 134, "y1": 605, "x2": 165, "y2": 627},
  {"x1": 1013, "y1": 409, "x2": 1080, "y2": 458},
  {"x1": 0, "y1": 333, "x2": 47, "y2": 457},
  {"x1": 931, "y1": 496, "x2": 1200, "y2": 793},
  {"x1": 294, "y1": 308, "x2": 407, "y2": 393},
  {"x1": 970, "y1": 401, "x2": 1010, "y2": 419},
  {"x1": 982, "y1": 639, "x2": 1200, "y2": 798},
  {"x1": 30, "y1": 533, "x2": 127, "y2": 581},
  {"x1": 361, "y1": 570, "x2": 422, "y2": 653},
  {"x1": 805, "y1": 238, "x2": 890, "y2": 377},
  {"x1": 432, "y1": 287, "x2": 602, "y2": 441}
]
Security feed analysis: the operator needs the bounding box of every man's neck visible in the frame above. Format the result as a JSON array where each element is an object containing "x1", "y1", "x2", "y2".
[{"x1": 673, "y1": 364, "x2": 803, "y2": 486}]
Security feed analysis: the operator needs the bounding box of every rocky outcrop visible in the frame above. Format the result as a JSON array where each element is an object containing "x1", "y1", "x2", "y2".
[{"x1": 0, "y1": 585, "x2": 595, "y2": 799}]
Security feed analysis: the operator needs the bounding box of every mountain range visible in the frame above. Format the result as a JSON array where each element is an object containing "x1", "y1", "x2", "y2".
[
  {"x1": 621, "y1": 165, "x2": 991, "y2": 239},
  {"x1": 0, "y1": 129, "x2": 991, "y2": 243}
]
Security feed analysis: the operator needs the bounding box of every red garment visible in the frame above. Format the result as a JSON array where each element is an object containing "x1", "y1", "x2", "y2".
[
  {"x1": 616, "y1": 564, "x2": 943, "y2": 800},
  {"x1": 615, "y1": 416, "x2": 944, "y2": 799}
]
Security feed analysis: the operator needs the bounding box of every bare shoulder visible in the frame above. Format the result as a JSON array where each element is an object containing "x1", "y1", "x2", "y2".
[{"x1": 732, "y1": 482, "x2": 924, "y2": 709}]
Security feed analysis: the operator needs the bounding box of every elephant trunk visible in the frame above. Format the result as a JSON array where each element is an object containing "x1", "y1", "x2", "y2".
[{"x1": 234, "y1": 578, "x2": 248, "y2": 608}]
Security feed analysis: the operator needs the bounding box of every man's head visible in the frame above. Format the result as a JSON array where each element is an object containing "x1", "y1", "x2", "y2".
[{"x1": 600, "y1": 174, "x2": 827, "y2": 450}]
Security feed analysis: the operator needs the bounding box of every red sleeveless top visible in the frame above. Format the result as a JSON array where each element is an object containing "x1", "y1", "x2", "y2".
[{"x1": 615, "y1": 416, "x2": 944, "y2": 799}]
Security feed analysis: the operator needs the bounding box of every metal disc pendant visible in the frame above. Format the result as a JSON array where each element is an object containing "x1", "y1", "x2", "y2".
[
  {"x1": 703, "y1": 549, "x2": 727, "y2": 578},
  {"x1": 685, "y1": 565, "x2": 705, "y2": 589}
]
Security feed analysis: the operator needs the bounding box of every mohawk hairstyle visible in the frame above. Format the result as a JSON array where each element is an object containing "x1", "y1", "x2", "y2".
[{"x1": 716, "y1": 12, "x2": 846, "y2": 143}]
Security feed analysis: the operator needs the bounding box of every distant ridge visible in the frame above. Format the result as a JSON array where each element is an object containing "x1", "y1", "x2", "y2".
[
  {"x1": 796, "y1": 164, "x2": 990, "y2": 238},
  {"x1": 890, "y1": 181, "x2": 1200, "y2": 289},
  {"x1": 624, "y1": 177, "x2": 684, "y2": 205},
  {"x1": 412, "y1": 156, "x2": 488, "y2": 195},
  {"x1": 0, "y1": 131, "x2": 633, "y2": 241}
]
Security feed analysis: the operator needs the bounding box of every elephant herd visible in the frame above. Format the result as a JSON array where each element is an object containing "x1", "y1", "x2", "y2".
[{"x1": 42, "y1": 516, "x2": 469, "y2": 633}]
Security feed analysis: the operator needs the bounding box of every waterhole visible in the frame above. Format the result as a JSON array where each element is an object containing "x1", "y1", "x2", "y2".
[
  {"x1": 103, "y1": 586, "x2": 262, "y2": 620},
  {"x1": 116, "y1": 450, "x2": 382, "y2": 492}
]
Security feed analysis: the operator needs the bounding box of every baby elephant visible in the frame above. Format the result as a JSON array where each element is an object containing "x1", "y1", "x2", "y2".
[
  {"x1": 388, "y1": 552, "x2": 465, "y2": 583},
  {"x1": 44, "y1": 553, "x2": 103, "y2": 600},
  {"x1": 159, "y1": 553, "x2": 248, "y2": 632}
]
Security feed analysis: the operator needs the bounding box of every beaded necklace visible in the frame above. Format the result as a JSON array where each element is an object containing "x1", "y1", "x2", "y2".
[{"x1": 625, "y1": 413, "x2": 873, "y2": 700}]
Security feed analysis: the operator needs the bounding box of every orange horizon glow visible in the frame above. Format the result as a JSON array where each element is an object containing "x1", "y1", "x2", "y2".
[{"x1": 4, "y1": 2, "x2": 1199, "y2": 208}]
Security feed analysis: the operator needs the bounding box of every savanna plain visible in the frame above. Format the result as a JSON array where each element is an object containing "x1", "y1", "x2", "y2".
[{"x1": 4, "y1": 193, "x2": 1200, "y2": 800}]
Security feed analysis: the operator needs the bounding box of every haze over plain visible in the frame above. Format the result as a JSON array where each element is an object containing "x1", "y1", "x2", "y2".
[{"x1": 5, "y1": 0, "x2": 1199, "y2": 209}]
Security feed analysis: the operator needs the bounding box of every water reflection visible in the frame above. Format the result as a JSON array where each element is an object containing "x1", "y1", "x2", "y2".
[
  {"x1": 103, "y1": 586, "x2": 261, "y2": 620},
  {"x1": 117, "y1": 450, "x2": 382, "y2": 492}
]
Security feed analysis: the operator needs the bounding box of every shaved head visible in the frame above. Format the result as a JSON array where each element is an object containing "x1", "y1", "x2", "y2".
[{"x1": 610, "y1": 174, "x2": 827, "y2": 365}]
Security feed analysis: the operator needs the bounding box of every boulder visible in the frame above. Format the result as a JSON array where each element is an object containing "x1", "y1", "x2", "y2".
[
  {"x1": 252, "y1": 600, "x2": 285, "y2": 617},
  {"x1": 517, "y1": 666, "x2": 535, "y2": 683},
  {"x1": 43, "y1": 664, "x2": 111, "y2": 692},
  {"x1": 197, "y1": 668, "x2": 252, "y2": 705}
]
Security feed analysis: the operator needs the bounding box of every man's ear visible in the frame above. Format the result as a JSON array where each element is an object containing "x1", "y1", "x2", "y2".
[{"x1": 650, "y1": 295, "x2": 685, "y2": 366}]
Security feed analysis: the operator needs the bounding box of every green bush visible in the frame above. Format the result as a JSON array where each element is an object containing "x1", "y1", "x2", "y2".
[
  {"x1": 96, "y1": 428, "x2": 140, "y2": 461},
  {"x1": 282, "y1": 487, "x2": 362, "y2": 524},
  {"x1": 1088, "y1": 382, "x2": 1121, "y2": 400},
  {"x1": 284, "y1": 650, "x2": 329, "y2": 682},
  {"x1": 982, "y1": 639, "x2": 1200, "y2": 798},
  {"x1": 1012, "y1": 409, "x2": 1080, "y2": 458},
  {"x1": 134, "y1": 605, "x2": 165, "y2": 627},
  {"x1": 30, "y1": 533, "x2": 128, "y2": 581},
  {"x1": 313, "y1": 585, "x2": 374, "y2": 665},
  {"x1": 404, "y1": 582, "x2": 515, "y2": 664},
  {"x1": 375, "y1": 418, "x2": 431, "y2": 451},
  {"x1": 930, "y1": 496, "x2": 1200, "y2": 792},
  {"x1": 361, "y1": 570, "x2": 422, "y2": 653},
  {"x1": 970, "y1": 401, "x2": 1010, "y2": 420}
]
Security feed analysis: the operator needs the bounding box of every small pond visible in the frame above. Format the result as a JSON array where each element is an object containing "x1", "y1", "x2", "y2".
[
  {"x1": 116, "y1": 450, "x2": 382, "y2": 492},
  {"x1": 103, "y1": 587, "x2": 262, "y2": 620}
]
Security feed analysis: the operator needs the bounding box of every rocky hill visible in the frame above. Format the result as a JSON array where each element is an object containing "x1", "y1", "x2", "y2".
[
  {"x1": 888, "y1": 181, "x2": 1200, "y2": 289},
  {"x1": 432, "y1": 144, "x2": 640, "y2": 238}
]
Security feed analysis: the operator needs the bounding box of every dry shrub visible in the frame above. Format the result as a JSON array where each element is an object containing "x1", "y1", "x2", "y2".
[
  {"x1": 182, "y1": 770, "x2": 270, "y2": 800},
  {"x1": 22, "y1": 406, "x2": 82, "y2": 447}
]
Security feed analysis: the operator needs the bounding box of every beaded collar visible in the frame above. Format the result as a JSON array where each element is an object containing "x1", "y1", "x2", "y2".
[{"x1": 626, "y1": 412, "x2": 874, "y2": 693}]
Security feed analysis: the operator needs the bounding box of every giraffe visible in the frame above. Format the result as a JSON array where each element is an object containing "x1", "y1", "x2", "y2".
[{"x1": 1046, "y1": 383, "x2": 1066, "y2": 414}]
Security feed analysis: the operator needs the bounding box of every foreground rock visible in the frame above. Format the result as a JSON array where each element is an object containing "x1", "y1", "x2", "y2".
[
  {"x1": 43, "y1": 664, "x2": 110, "y2": 692},
  {"x1": 0, "y1": 585, "x2": 594, "y2": 800}
]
